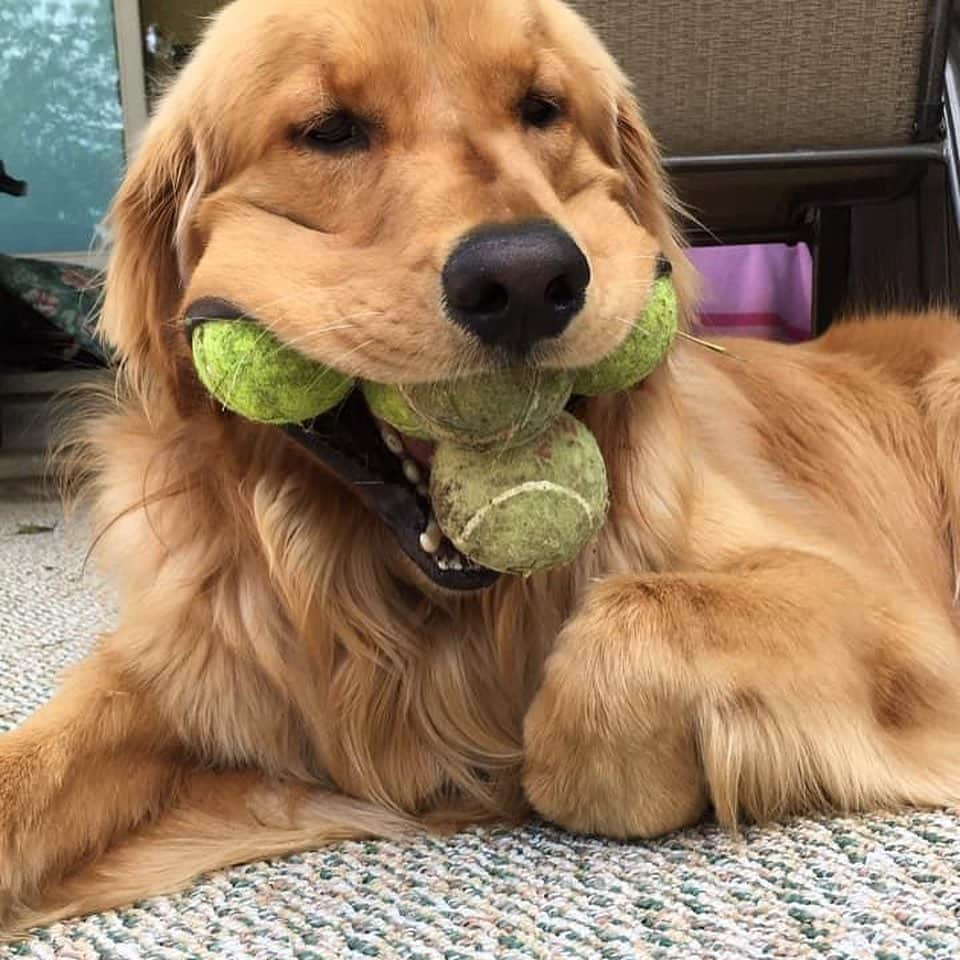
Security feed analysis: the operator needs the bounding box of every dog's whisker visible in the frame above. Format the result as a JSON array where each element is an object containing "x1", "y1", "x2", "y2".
[{"x1": 677, "y1": 330, "x2": 742, "y2": 360}]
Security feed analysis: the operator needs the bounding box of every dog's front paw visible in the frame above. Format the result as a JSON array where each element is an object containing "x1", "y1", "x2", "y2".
[{"x1": 523, "y1": 576, "x2": 709, "y2": 837}]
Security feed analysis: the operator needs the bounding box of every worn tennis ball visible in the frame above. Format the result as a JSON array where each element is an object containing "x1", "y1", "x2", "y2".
[
  {"x1": 362, "y1": 380, "x2": 433, "y2": 440},
  {"x1": 573, "y1": 274, "x2": 677, "y2": 396},
  {"x1": 430, "y1": 412, "x2": 609, "y2": 574},
  {"x1": 363, "y1": 368, "x2": 574, "y2": 450},
  {"x1": 192, "y1": 319, "x2": 353, "y2": 424}
]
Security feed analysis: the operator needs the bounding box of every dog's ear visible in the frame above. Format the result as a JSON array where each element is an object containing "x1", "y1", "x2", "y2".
[
  {"x1": 99, "y1": 103, "x2": 216, "y2": 399},
  {"x1": 615, "y1": 95, "x2": 671, "y2": 234},
  {"x1": 614, "y1": 91, "x2": 697, "y2": 314}
]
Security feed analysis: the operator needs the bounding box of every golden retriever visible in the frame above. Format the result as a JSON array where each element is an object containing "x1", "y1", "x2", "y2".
[{"x1": 3, "y1": 0, "x2": 960, "y2": 935}]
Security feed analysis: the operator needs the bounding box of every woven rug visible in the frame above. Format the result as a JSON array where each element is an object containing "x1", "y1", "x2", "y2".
[{"x1": 1, "y1": 499, "x2": 958, "y2": 959}]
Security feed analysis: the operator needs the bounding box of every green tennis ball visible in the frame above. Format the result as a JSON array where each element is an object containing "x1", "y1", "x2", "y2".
[
  {"x1": 362, "y1": 380, "x2": 433, "y2": 440},
  {"x1": 430, "y1": 412, "x2": 609, "y2": 574},
  {"x1": 573, "y1": 274, "x2": 677, "y2": 396},
  {"x1": 365, "y1": 368, "x2": 573, "y2": 450},
  {"x1": 192, "y1": 319, "x2": 353, "y2": 424}
]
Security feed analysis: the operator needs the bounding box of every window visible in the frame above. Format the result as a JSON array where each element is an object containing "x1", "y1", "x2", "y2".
[{"x1": 0, "y1": 0, "x2": 129, "y2": 257}]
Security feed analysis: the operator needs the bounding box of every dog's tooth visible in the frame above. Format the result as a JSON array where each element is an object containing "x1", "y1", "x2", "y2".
[
  {"x1": 419, "y1": 517, "x2": 443, "y2": 555},
  {"x1": 437, "y1": 542, "x2": 464, "y2": 571},
  {"x1": 381, "y1": 427, "x2": 404, "y2": 456},
  {"x1": 437, "y1": 556, "x2": 450, "y2": 571},
  {"x1": 417, "y1": 482, "x2": 429, "y2": 497},
  {"x1": 403, "y1": 459, "x2": 421, "y2": 484}
]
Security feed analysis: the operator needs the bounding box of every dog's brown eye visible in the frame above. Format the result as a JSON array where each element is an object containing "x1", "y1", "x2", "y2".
[
  {"x1": 518, "y1": 94, "x2": 562, "y2": 129},
  {"x1": 304, "y1": 111, "x2": 367, "y2": 151}
]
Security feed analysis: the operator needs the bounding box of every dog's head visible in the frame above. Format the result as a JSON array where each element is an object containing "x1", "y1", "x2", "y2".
[{"x1": 101, "y1": 0, "x2": 689, "y2": 590}]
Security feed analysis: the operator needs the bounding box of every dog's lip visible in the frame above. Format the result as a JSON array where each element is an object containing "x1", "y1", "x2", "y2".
[
  {"x1": 184, "y1": 297, "x2": 245, "y2": 336},
  {"x1": 185, "y1": 302, "x2": 501, "y2": 591},
  {"x1": 283, "y1": 392, "x2": 501, "y2": 592}
]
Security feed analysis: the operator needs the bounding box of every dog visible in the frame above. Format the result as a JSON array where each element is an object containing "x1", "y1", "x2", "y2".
[{"x1": 3, "y1": 0, "x2": 960, "y2": 935}]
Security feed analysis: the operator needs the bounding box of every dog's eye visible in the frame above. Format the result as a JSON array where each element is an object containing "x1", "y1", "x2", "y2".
[
  {"x1": 518, "y1": 94, "x2": 562, "y2": 129},
  {"x1": 304, "y1": 111, "x2": 367, "y2": 151}
]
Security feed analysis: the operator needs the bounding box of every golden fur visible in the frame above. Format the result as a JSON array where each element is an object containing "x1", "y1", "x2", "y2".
[{"x1": 3, "y1": 0, "x2": 960, "y2": 935}]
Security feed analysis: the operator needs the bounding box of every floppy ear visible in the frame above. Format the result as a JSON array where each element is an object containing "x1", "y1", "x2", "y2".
[
  {"x1": 615, "y1": 92, "x2": 697, "y2": 316},
  {"x1": 98, "y1": 105, "x2": 215, "y2": 401}
]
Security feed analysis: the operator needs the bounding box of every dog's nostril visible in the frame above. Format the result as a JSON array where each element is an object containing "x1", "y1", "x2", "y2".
[
  {"x1": 544, "y1": 275, "x2": 575, "y2": 309},
  {"x1": 467, "y1": 282, "x2": 509, "y2": 316}
]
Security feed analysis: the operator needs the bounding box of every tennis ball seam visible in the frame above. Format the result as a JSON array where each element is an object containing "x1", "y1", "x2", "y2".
[
  {"x1": 397, "y1": 370, "x2": 554, "y2": 447},
  {"x1": 459, "y1": 479, "x2": 598, "y2": 541},
  {"x1": 515, "y1": 368, "x2": 545, "y2": 437}
]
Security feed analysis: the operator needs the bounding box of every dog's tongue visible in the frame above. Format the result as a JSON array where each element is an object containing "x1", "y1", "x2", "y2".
[
  {"x1": 402, "y1": 435, "x2": 435, "y2": 467},
  {"x1": 374, "y1": 416, "x2": 436, "y2": 467}
]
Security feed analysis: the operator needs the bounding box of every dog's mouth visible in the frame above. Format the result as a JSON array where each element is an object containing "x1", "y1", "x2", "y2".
[
  {"x1": 283, "y1": 390, "x2": 502, "y2": 591},
  {"x1": 186, "y1": 298, "x2": 501, "y2": 590}
]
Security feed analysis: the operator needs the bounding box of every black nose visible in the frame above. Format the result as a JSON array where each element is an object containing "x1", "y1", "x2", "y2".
[{"x1": 442, "y1": 220, "x2": 590, "y2": 355}]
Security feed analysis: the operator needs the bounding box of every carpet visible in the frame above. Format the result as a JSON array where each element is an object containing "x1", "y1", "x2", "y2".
[{"x1": 1, "y1": 499, "x2": 958, "y2": 959}]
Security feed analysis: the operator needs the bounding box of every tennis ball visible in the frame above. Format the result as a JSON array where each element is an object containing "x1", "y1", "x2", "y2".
[
  {"x1": 430, "y1": 412, "x2": 609, "y2": 574},
  {"x1": 192, "y1": 319, "x2": 353, "y2": 424},
  {"x1": 364, "y1": 368, "x2": 573, "y2": 450},
  {"x1": 362, "y1": 380, "x2": 433, "y2": 440},
  {"x1": 572, "y1": 274, "x2": 677, "y2": 396}
]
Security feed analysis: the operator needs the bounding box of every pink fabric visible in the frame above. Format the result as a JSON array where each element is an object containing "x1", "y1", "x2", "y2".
[{"x1": 687, "y1": 243, "x2": 814, "y2": 342}]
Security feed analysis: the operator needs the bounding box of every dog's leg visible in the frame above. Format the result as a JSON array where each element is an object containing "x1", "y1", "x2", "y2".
[
  {"x1": 0, "y1": 649, "x2": 186, "y2": 931},
  {"x1": 0, "y1": 650, "x2": 413, "y2": 936},
  {"x1": 523, "y1": 549, "x2": 960, "y2": 837},
  {"x1": 4, "y1": 770, "x2": 413, "y2": 937}
]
